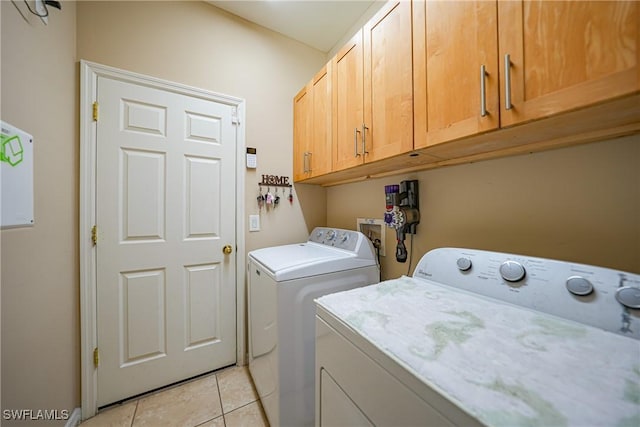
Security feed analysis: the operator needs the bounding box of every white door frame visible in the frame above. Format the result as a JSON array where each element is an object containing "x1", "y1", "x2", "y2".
[{"x1": 79, "y1": 60, "x2": 246, "y2": 419}]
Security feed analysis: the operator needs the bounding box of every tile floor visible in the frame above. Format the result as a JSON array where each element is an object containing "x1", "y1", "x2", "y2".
[{"x1": 80, "y1": 365, "x2": 269, "y2": 427}]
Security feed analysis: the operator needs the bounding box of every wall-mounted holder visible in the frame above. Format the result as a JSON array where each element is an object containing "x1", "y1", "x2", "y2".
[
  {"x1": 257, "y1": 174, "x2": 293, "y2": 209},
  {"x1": 260, "y1": 174, "x2": 292, "y2": 187}
]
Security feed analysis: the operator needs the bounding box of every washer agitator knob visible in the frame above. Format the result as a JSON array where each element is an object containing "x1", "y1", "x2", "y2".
[
  {"x1": 566, "y1": 276, "x2": 594, "y2": 296},
  {"x1": 499, "y1": 260, "x2": 526, "y2": 282},
  {"x1": 457, "y1": 257, "x2": 472, "y2": 271}
]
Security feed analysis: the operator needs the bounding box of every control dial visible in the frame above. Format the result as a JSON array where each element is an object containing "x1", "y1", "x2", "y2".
[
  {"x1": 566, "y1": 276, "x2": 594, "y2": 296},
  {"x1": 339, "y1": 232, "x2": 350, "y2": 244},
  {"x1": 457, "y1": 257, "x2": 472, "y2": 271},
  {"x1": 326, "y1": 230, "x2": 336, "y2": 241},
  {"x1": 616, "y1": 287, "x2": 640, "y2": 309},
  {"x1": 499, "y1": 260, "x2": 526, "y2": 282}
]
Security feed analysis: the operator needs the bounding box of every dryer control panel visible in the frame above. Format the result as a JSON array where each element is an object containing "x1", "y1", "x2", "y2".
[{"x1": 413, "y1": 247, "x2": 640, "y2": 339}]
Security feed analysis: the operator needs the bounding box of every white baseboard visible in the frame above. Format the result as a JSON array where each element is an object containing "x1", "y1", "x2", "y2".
[{"x1": 65, "y1": 408, "x2": 81, "y2": 427}]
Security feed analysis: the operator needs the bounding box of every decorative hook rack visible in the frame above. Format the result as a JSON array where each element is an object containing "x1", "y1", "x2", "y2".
[{"x1": 259, "y1": 174, "x2": 292, "y2": 188}]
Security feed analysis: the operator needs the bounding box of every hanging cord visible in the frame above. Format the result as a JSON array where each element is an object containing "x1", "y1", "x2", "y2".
[
  {"x1": 20, "y1": 0, "x2": 48, "y2": 17},
  {"x1": 406, "y1": 233, "x2": 414, "y2": 276},
  {"x1": 14, "y1": 1, "x2": 62, "y2": 19},
  {"x1": 373, "y1": 238, "x2": 382, "y2": 282}
]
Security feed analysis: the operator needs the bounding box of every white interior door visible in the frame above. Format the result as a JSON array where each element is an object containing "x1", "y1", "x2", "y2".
[{"x1": 95, "y1": 76, "x2": 237, "y2": 406}]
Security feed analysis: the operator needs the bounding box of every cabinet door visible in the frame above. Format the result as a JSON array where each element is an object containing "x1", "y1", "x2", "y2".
[
  {"x1": 413, "y1": 0, "x2": 499, "y2": 149},
  {"x1": 293, "y1": 84, "x2": 312, "y2": 182},
  {"x1": 332, "y1": 31, "x2": 365, "y2": 172},
  {"x1": 311, "y1": 64, "x2": 332, "y2": 177},
  {"x1": 499, "y1": 1, "x2": 639, "y2": 127},
  {"x1": 364, "y1": 0, "x2": 414, "y2": 161}
]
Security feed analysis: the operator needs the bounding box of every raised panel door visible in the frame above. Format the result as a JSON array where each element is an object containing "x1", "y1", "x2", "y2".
[
  {"x1": 364, "y1": 0, "x2": 414, "y2": 161},
  {"x1": 413, "y1": 0, "x2": 499, "y2": 149},
  {"x1": 96, "y1": 76, "x2": 236, "y2": 406},
  {"x1": 499, "y1": 0, "x2": 639, "y2": 127}
]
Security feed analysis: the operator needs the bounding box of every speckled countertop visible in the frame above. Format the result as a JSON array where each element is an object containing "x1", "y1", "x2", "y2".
[{"x1": 316, "y1": 276, "x2": 640, "y2": 427}]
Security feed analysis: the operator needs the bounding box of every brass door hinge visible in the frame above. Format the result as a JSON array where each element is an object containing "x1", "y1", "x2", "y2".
[
  {"x1": 92, "y1": 102, "x2": 99, "y2": 121},
  {"x1": 93, "y1": 347, "x2": 99, "y2": 368},
  {"x1": 91, "y1": 225, "x2": 98, "y2": 246}
]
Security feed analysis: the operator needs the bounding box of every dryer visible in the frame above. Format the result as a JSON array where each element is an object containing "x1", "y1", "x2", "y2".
[
  {"x1": 248, "y1": 227, "x2": 379, "y2": 427},
  {"x1": 315, "y1": 248, "x2": 640, "y2": 427}
]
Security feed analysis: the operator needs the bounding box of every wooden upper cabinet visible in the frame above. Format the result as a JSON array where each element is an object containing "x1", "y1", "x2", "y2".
[
  {"x1": 332, "y1": 31, "x2": 365, "y2": 172},
  {"x1": 363, "y1": 0, "x2": 414, "y2": 162},
  {"x1": 311, "y1": 64, "x2": 332, "y2": 177},
  {"x1": 333, "y1": 0, "x2": 414, "y2": 171},
  {"x1": 499, "y1": 1, "x2": 639, "y2": 127},
  {"x1": 293, "y1": 84, "x2": 311, "y2": 182},
  {"x1": 413, "y1": 0, "x2": 499, "y2": 149},
  {"x1": 293, "y1": 64, "x2": 332, "y2": 182}
]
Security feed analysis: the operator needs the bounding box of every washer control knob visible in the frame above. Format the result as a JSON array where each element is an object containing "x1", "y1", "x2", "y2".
[
  {"x1": 340, "y1": 233, "x2": 349, "y2": 244},
  {"x1": 615, "y1": 286, "x2": 640, "y2": 309},
  {"x1": 457, "y1": 257, "x2": 472, "y2": 271},
  {"x1": 499, "y1": 260, "x2": 526, "y2": 282},
  {"x1": 326, "y1": 230, "x2": 336, "y2": 241},
  {"x1": 566, "y1": 276, "x2": 594, "y2": 296}
]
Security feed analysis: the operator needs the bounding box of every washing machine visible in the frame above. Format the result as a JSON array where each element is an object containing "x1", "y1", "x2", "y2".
[{"x1": 248, "y1": 227, "x2": 379, "y2": 427}]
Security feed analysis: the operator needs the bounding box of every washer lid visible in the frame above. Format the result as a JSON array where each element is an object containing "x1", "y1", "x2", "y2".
[{"x1": 249, "y1": 242, "x2": 375, "y2": 281}]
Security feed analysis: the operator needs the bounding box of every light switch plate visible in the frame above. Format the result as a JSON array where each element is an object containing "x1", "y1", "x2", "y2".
[{"x1": 249, "y1": 215, "x2": 260, "y2": 232}]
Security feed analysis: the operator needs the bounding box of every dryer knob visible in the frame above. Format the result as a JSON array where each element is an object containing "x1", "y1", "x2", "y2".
[
  {"x1": 616, "y1": 286, "x2": 640, "y2": 309},
  {"x1": 566, "y1": 276, "x2": 594, "y2": 296},
  {"x1": 499, "y1": 260, "x2": 526, "y2": 282}
]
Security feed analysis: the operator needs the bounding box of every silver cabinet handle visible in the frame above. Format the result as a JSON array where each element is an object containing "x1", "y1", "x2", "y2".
[
  {"x1": 362, "y1": 124, "x2": 369, "y2": 155},
  {"x1": 354, "y1": 128, "x2": 361, "y2": 157},
  {"x1": 303, "y1": 152, "x2": 311, "y2": 173},
  {"x1": 504, "y1": 54, "x2": 512, "y2": 110},
  {"x1": 480, "y1": 65, "x2": 487, "y2": 117},
  {"x1": 307, "y1": 151, "x2": 312, "y2": 173}
]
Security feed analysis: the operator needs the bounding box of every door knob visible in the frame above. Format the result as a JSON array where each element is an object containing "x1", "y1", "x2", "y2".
[{"x1": 222, "y1": 245, "x2": 233, "y2": 255}]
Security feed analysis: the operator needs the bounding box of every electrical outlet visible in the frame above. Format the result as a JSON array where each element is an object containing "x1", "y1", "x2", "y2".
[
  {"x1": 249, "y1": 215, "x2": 260, "y2": 232},
  {"x1": 35, "y1": 0, "x2": 48, "y2": 25}
]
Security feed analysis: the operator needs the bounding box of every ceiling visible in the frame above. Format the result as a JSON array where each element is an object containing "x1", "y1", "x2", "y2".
[{"x1": 207, "y1": 0, "x2": 378, "y2": 52}]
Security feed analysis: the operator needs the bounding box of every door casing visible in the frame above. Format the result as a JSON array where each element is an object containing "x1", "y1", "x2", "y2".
[{"x1": 79, "y1": 60, "x2": 246, "y2": 419}]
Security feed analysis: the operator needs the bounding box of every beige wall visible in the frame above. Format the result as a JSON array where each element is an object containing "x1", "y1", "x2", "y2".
[
  {"x1": 76, "y1": 0, "x2": 328, "y2": 251},
  {"x1": 1, "y1": 1, "x2": 79, "y2": 424},
  {"x1": 2, "y1": 0, "x2": 327, "y2": 421},
  {"x1": 2, "y1": 0, "x2": 638, "y2": 422},
  {"x1": 328, "y1": 135, "x2": 640, "y2": 280}
]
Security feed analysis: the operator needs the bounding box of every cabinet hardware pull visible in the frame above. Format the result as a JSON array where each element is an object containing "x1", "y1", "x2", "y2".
[
  {"x1": 362, "y1": 124, "x2": 369, "y2": 155},
  {"x1": 307, "y1": 152, "x2": 312, "y2": 173},
  {"x1": 480, "y1": 65, "x2": 487, "y2": 117},
  {"x1": 504, "y1": 54, "x2": 512, "y2": 110},
  {"x1": 354, "y1": 128, "x2": 361, "y2": 157},
  {"x1": 303, "y1": 152, "x2": 311, "y2": 173}
]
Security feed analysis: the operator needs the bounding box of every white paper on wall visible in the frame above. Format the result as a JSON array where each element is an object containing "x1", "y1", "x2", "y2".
[{"x1": 1, "y1": 121, "x2": 34, "y2": 228}]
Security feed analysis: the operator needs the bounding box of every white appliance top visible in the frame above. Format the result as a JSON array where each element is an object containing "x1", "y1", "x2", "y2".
[
  {"x1": 248, "y1": 227, "x2": 377, "y2": 281},
  {"x1": 316, "y1": 248, "x2": 640, "y2": 427}
]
